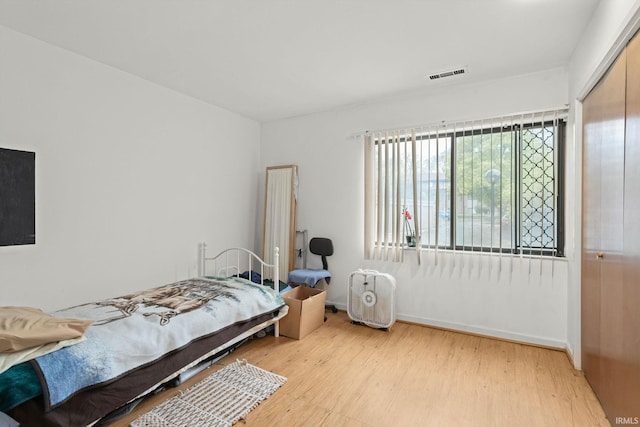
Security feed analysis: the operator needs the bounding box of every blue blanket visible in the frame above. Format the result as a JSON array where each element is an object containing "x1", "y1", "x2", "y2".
[
  {"x1": 288, "y1": 269, "x2": 332, "y2": 287},
  {"x1": 33, "y1": 277, "x2": 284, "y2": 410}
]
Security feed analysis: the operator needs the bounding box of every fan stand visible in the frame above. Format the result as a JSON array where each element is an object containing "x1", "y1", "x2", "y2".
[{"x1": 349, "y1": 320, "x2": 389, "y2": 332}]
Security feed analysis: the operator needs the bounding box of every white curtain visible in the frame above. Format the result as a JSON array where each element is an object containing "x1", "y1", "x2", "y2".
[{"x1": 264, "y1": 167, "x2": 294, "y2": 280}]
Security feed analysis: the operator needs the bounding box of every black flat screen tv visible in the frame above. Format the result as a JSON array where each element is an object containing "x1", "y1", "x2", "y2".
[{"x1": 0, "y1": 147, "x2": 35, "y2": 246}]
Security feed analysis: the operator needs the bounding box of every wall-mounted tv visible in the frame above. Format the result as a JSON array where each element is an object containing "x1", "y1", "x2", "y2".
[{"x1": 0, "y1": 148, "x2": 35, "y2": 246}]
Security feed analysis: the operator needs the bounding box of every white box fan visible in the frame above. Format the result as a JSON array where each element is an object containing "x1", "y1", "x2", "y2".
[{"x1": 347, "y1": 269, "x2": 396, "y2": 330}]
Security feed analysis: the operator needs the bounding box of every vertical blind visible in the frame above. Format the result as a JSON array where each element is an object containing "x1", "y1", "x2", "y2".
[{"x1": 363, "y1": 108, "x2": 567, "y2": 264}]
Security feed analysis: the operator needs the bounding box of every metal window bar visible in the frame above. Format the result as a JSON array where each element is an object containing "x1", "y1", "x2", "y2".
[
  {"x1": 540, "y1": 112, "x2": 546, "y2": 275},
  {"x1": 552, "y1": 115, "x2": 557, "y2": 272},
  {"x1": 517, "y1": 117, "x2": 524, "y2": 264},
  {"x1": 527, "y1": 112, "x2": 534, "y2": 280}
]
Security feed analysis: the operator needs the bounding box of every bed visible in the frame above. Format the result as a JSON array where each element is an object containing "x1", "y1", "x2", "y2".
[{"x1": 1, "y1": 244, "x2": 289, "y2": 427}]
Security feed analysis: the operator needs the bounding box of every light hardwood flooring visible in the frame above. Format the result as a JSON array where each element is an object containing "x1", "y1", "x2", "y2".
[{"x1": 111, "y1": 311, "x2": 609, "y2": 427}]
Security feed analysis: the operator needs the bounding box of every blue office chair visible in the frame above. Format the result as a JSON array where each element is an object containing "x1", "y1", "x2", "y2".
[{"x1": 288, "y1": 237, "x2": 338, "y2": 315}]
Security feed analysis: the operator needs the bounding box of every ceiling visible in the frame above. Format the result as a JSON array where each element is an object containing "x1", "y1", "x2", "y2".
[{"x1": 0, "y1": 0, "x2": 600, "y2": 122}]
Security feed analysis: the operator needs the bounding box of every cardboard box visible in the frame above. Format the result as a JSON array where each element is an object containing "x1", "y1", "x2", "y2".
[{"x1": 279, "y1": 286, "x2": 326, "y2": 339}]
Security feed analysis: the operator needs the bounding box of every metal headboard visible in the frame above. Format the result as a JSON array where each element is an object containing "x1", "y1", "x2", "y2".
[{"x1": 197, "y1": 243, "x2": 280, "y2": 291}]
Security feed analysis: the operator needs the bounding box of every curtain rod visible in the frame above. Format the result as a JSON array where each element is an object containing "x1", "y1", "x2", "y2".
[{"x1": 348, "y1": 105, "x2": 570, "y2": 140}]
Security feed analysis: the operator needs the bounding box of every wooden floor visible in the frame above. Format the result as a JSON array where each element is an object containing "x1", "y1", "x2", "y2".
[{"x1": 111, "y1": 311, "x2": 609, "y2": 427}]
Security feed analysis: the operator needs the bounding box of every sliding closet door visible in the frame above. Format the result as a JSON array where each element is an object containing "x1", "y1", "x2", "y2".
[
  {"x1": 597, "y1": 49, "x2": 627, "y2": 421},
  {"x1": 581, "y1": 80, "x2": 603, "y2": 396},
  {"x1": 622, "y1": 30, "x2": 640, "y2": 416},
  {"x1": 582, "y1": 46, "x2": 626, "y2": 416}
]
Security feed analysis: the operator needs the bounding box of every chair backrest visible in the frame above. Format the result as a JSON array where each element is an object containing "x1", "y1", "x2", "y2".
[{"x1": 309, "y1": 237, "x2": 333, "y2": 270}]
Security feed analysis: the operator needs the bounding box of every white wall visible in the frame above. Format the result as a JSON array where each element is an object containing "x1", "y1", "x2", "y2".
[
  {"x1": 0, "y1": 26, "x2": 261, "y2": 311},
  {"x1": 6, "y1": 0, "x2": 638, "y2": 357},
  {"x1": 262, "y1": 69, "x2": 570, "y2": 348},
  {"x1": 565, "y1": 0, "x2": 640, "y2": 368}
]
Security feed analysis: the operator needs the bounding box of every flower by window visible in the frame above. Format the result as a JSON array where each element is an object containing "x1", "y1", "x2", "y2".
[{"x1": 403, "y1": 207, "x2": 416, "y2": 247}]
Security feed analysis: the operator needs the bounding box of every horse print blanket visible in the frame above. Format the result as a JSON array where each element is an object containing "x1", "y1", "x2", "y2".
[{"x1": 32, "y1": 277, "x2": 285, "y2": 410}]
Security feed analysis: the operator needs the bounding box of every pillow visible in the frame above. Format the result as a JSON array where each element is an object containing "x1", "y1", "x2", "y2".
[{"x1": 0, "y1": 306, "x2": 93, "y2": 353}]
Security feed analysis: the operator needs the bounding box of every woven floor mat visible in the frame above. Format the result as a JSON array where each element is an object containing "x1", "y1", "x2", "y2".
[{"x1": 130, "y1": 359, "x2": 287, "y2": 427}]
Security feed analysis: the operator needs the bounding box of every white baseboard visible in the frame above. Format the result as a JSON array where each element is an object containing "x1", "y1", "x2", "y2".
[{"x1": 328, "y1": 301, "x2": 566, "y2": 350}]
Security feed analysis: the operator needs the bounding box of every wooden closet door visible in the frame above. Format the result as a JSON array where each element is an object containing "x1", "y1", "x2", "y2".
[
  {"x1": 597, "y1": 49, "x2": 627, "y2": 422},
  {"x1": 582, "y1": 44, "x2": 627, "y2": 418},
  {"x1": 581, "y1": 76, "x2": 603, "y2": 395},
  {"x1": 622, "y1": 30, "x2": 640, "y2": 419}
]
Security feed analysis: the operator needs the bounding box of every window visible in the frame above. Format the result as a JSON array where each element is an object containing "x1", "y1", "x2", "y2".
[{"x1": 364, "y1": 110, "x2": 565, "y2": 260}]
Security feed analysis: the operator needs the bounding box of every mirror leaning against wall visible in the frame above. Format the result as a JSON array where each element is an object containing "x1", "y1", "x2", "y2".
[{"x1": 263, "y1": 165, "x2": 298, "y2": 282}]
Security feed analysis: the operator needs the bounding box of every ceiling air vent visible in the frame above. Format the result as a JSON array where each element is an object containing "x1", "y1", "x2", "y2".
[{"x1": 428, "y1": 67, "x2": 467, "y2": 80}]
